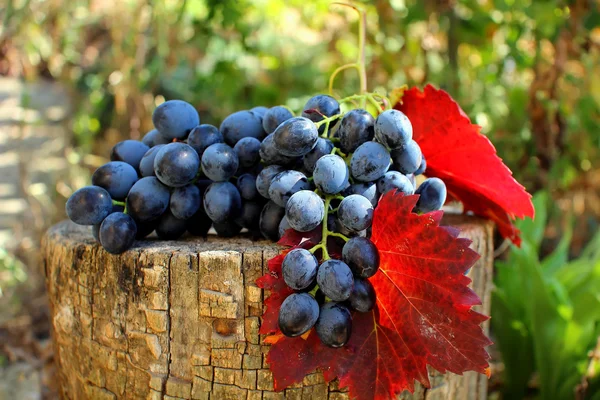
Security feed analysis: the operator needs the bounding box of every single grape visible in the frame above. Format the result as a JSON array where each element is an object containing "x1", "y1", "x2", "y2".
[
  {"x1": 201, "y1": 143, "x2": 239, "y2": 182},
  {"x1": 66, "y1": 186, "x2": 113, "y2": 226},
  {"x1": 256, "y1": 165, "x2": 285, "y2": 199},
  {"x1": 203, "y1": 182, "x2": 242, "y2": 223},
  {"x1": 236, "y1": 173, "x2": 259, "y2": 200},
  {"x1": 278, "y1": 215, "x2": 292, "y2": 238},
  {"x1": 91, "y1": 161, "x2": 138, "y2": 201},
  {"x1": 259, "y1": 201, "x2": 285, "y2": 241},
  {"x1": 139, "y1": 144, "x2": 165, "y2": 177},
  {"x1": 350, "y1": 141, "x2": 390, "y2": 182},
  {"x1": 126, "y1": 177, "x2": 171, "y2": 222},
  {"x1": 415, "y1": 156, "x2": 427, "y2": 175},
  {"x1": 259, "y1": 133, "x2": 298, "y2": 166},
  {"x1": 235, "y1": 201, "x2": 262, "y2": 231},
  {"x1": 303, "y1": 138, "x2": 334, "y2": 173},
  {"x1": 285, "y1": 190, "x2": 324, "y2": 232},
  {"x1": 273, "y1": 117, "x2": 319, "y2": 157},
  {"x1": 250, "y1": 106, "x2": 269, "y2": 119},
  {"x1": 302, "y1": 95, "x2": 340, "y2": 134},
  {"x1": 391, "y1": 140, "x2": 422, "y2": 175},
  {"x1": 214, "y1": 220, "x2": 243, "y2": 237},
  {"x1": 317, "y1": 259, "x2": 354, "y2": 302},
  {"x1": 268, "y1": 170, "x2": 310, "y2": 207},
  {"x1": 377, "y1": 171, "x2": 415, "y2": 196},
  {"x1": 186, "y1": 207, "x2": 212, "y2": 237},
  {"x1": 282, "y1": 248, "x2": 319, "y2": 290},
  {"x1": 170, "y1": 184, "x2": 201, "y2": 220},
  {"x1": 154, "y1": 142, "x2": 200, "y2": 187},
  {"x1": 141, "y1": 129, "x2": 170, "y2": 147},
  {"x1": 233, "y1": 137, "x2": 261, "y2": 168},
  {"x1": 278, "y1": 293, "x2": 320, "y2": 337},
  {"x1": 313, "y1": 154, "x2": 349, "y2": 194},
  {"x1": 337, "y1": 109, "x2": 375, "y2": 153},
  {"x1": 220, "y1": 110, "x2": 265, "y2": 146},
  {"x1": 99, "y1": 212, "x2": 137, "y2": 254},
  {"x1": 415, "y1": 178, "x2": 447, "y2": 213},
  {"x1": 315, "y1": 302, "x2": 352, "y2": 348},
  {"x1": 343, "y1": 182, "x2": 378, "y2": 208},
  {"x1": 135, "y1": 219, "x2": 157, "y2": 239},
  {"x1": 337, "y1": 194, "x2": 374, "y2": 232},
  {"x1": 155, "y1": 209, "x2": 187, "y2": 240},
  {"x1": 348, "y1": 278, "x2": 376, "y2": 312},
  {"x1": 110, "y1": 140, "x2": 150, "y2": 172},
  {"x1": 374, "y1": 109, "x2": 412, "y2": 149},
  {"x1": 263, "y1": 106, "x2": 294, "y2": 134},
  {"x1": 342, "y1": 237, "x2": 380, "y2": 278},
  {"x1": 334, "y1": 217, "x2": 367, "y2": 238},
  {"x1": 152, "y1": 100, "x2": 199, "y2": 140},
  {"x1": 187, "y1": 124, "x2": 223, "y2": 157}
]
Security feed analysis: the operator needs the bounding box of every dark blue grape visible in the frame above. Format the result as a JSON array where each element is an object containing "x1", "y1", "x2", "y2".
[
  {"x1": 170, "y1": 184, "x2": 201, "y2": 220},
  {"x1": 285, "y1": 190, "x2": 324, "y2": 232},
  {"x1": 334, "y1": 216, "x2": 367, "y2": 238},
  {"x1": 152, "y1": 100, "x2": 199, "y2": 140},
  {"x1": 391, "y1": 140, "x2": 422, "y2": 175},
  {"x1": 278, "y1": 293, "x2": 320, "y2": 337},
  {"x1": 348, "y1": 278, "x2": 376, "y2": 312},
  {"x1": 141, "y1": 129, "x2": 170, "y2": 147},
  {"x1": 126, "y1": 177, "x2": 170, "y2": 222},
  {"x1": 92, "y1": 161, "x2": 138, "y2": 201},
  {"x1": 235, "y1": 201, "x2": 263, "y2": 231},
  {"x1": 337, "y1": 194, "x2": 374, "y2": 232},
  {"x1": 282, "y1": 248, "x2": 319, "y2": 290},
  {"x1": 250, "y1": 106, "x2": 268, "y2": 118},
  {"x1": 344, "y1": 182, "x2": 378, "y2": 207},
  {"x1": 259, "y1": 133, "x2": 298, "y2": 166},
  {"x1": 236, "y1": 173, "x2": 259, "y2": 200},
  {"x1": 259, "y1": 201, "x2": 285, "y2": 241},
  {"x1": 187, "y1": 124, "x2": 223, "y2": 157},
  {"x1": 154, "y1": 142, "x2": 200, "y2": 187},
  {"x1": 374, "y1": 109, "x2": 412, "y2": 149},
  {"x1": 342, "y1": 237, "x2": 379, "y2": 278},
  {"x1": 110, "y1": 140, "x2": 150, "y2": 172},
  {"x1": 214, "y1": 220, "x2": 243, "y2": 237},
  {"x1": 415, "y1": 178, "x2": 447, "y2": 213},
  {"x1": 415, "y1": 156, "x2": 427, "y2": 175},
  {"x1": 155, "y1": 209, "x2": 187, "y2": 240},
  {"x1": 315, "y1": 302, "x2": 352, "y2": 347},
  {"x1": 278, "y1": 215, "x2": 291, "y2": 238},
  {"x1": 268, "y1": 170, "x2": 310, "y2": 207},
  {"x1": 256, "y1": 165, "x2": 284, "y2": 199},
  {"x1": 313, "y1": 155, "x2": 349, "y2": 194},
  {"x1": 273, "y1": 117, "x2": 319, "y2": 157},
  {"x1": 302, "y1": 95, "x2": 340, "y2": 134},
  {"x1": 201, "y1": 143, "x2": 239, "y2": 182},
  {"x1": 203, "y1": 182, "x2": 242, "y2": 223},
  {"x1": 317, "y1": 259, "x2": 354, "y2": 302},
  {"x1": 303, "y1": 138, "x2": 334, "y2": 173},
  {"x1": 350, "y1": 141, "x2": 390, "y2": 182},
  {"x1": 263, "y1": 106, "x2": 294, "y2": 134},
  {"x1": 139, "y1": 145, "x2": 165, "y2": 177},
  {"x1": 220, "y1": 110, "x2": 265, "y2": 146},
  {"x1": 233, "y1": 137, "x2": 261, "y2": 168},
  {"x1": 99, "y1": 212, "x2": 137, "y2": 254},
  {"x1": 66, "y1": 186, "x2": 113, "y2": 226},
  {"x1": 337, "y1": 109, "x2": 375, "y2": 153},
  {"x1": 377, "y1": 171, "x2": 414, "y2": 196},
  {"x1": 186, "y1": 207, "x2": 212, "y2": 237}
]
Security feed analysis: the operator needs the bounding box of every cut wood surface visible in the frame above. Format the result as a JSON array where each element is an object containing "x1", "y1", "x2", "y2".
[{"x1": 42, "y1": 214, "x2": 493, "y2": 400}]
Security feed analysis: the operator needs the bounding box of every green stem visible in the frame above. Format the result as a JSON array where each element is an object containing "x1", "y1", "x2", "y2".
[
  {"x1": 315, "y1": 113, "x2": 343, "y2": 128},
  {"x1": 328, "y1": 63, "x2": 360, "y2": 96},
  {"x1": 112, "y1": 200, "x2": 126, "y2": 207},
  {"x1": 328, "y1": 231, "x2": 349, "y2": 242}
]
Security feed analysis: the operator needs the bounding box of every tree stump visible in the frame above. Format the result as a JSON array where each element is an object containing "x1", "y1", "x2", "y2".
[{"x1": 42, "y1": 215, "x2": 493, "y2": 400}]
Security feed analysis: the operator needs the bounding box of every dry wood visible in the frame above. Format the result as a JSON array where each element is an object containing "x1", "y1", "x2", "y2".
[{"x1": 43, "y1": 215, "x2": 493, "y2": 400}]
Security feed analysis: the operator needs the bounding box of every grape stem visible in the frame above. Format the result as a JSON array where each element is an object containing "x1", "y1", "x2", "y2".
[
  {"x1": 112, "y1": 200, "x2": 126, "y2": 207},
  {"x1": 309, "y1": 195, "x2": 350, "y2": 261}
]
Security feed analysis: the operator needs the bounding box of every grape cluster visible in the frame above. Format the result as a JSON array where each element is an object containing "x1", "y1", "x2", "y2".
[{"x1": 65, "y1": 93, "x2": 447, "y2": 347}]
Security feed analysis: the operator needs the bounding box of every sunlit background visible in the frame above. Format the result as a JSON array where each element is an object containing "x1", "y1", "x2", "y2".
[{"x1": 0, "y1": 0, "x2": 599, "y2": 398}]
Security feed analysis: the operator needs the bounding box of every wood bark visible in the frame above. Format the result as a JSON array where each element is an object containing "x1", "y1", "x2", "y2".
[{"x1": 42, "y1": 215, "x2": 493, "y2": 400}]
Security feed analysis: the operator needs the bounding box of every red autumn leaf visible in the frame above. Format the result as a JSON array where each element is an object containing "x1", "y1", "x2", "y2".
[
  {"x1": 259, "y1": 192, "x2": 492, "y2": 399},
  {"x1": 396, "y1": 85, "x2": 534, "y2": 245},
  {"x1": 256, "y1": 253, "x2": 294, "y2": 335}
]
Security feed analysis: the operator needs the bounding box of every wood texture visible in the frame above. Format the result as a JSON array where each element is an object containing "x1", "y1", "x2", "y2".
[{"x1": 43, "y1": 215, "x2": 493, "y2": 400}]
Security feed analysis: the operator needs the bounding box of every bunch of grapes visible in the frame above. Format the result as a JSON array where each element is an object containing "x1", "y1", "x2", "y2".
[{"x1": 65, "y1": 93, "x2": 447, "y2": 347}]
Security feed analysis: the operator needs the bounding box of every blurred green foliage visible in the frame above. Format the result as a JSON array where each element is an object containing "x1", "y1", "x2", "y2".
[{"x1": 493, "y1": 192, "x2": 600, "y2": 399}]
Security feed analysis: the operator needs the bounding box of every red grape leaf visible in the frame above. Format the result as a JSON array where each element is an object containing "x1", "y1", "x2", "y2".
[
  {"x1": 256, "y1": 253, "x2": 294, "y2": 335},
  {"x1": 396, "y1": 85, "x2": 534, "y2": 245},
  {"x1": 259, "y1": 192, "x2": 492, "y2": 399}
]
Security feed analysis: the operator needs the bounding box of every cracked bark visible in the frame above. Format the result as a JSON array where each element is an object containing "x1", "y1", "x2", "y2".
[{"x1": 43, "y1": 215, "x2": 493, "y2": 400}]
